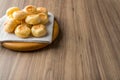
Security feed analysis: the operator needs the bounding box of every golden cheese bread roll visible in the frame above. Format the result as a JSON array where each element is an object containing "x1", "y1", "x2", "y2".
[
  {"x1": 39, "y1": 13, "x2": 48, "y2": 24},
  {"x1": 6, "y1": 7, "x2": 20, "y2": 18},
  {"x1": 31, "y1": 24, "x2": 47, "y2": 37},
  {"x1": 25, "y1": 14, "x2": 41, "y2": 25},
  {"x1": 12, "y1": 11, "x2": 27, "y2": 20},
  {"x1": 23, "y1": 5, "x2": 37, "y2": 15},
  {"x1": 4, "y1": 19, "x2": 18, "y2": 33},
  {"x1": 37, "y1": 7, "x2": 48, "y2": 14},
  {"x1": 15, "y1": 24, "x2": 31, "y2": 38}
]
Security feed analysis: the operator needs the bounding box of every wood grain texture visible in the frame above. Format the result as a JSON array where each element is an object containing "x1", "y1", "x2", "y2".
[{"x1": 0, "y1": 0, "x2": 120, "y2": 80}]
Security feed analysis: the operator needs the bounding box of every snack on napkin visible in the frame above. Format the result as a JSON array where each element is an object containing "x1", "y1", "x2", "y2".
[
  {"x1": 31, "y1": 24, "x2": 47, "y2": 37},
  {"x1": 4, "y1": 5, "x2": 49, "y2": 38}
]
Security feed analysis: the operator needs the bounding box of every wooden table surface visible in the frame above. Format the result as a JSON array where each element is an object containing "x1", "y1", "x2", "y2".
[{"x1": 0, "y1": 0, "x2": 120, "y2": 80}]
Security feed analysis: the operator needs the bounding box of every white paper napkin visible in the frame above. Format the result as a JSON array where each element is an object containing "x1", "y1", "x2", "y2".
[{"x1": 0, "y1": 12, "x2": 54, "y2": 43}]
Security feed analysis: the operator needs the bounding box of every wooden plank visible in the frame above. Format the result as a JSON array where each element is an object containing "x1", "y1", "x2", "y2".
[{"x1": 0, "y1": 0, "x2": 120, "y2": 80}]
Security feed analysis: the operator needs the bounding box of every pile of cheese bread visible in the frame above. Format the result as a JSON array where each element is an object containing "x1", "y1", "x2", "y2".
[{"x1": 4, "y1": 5, "x2": 49, "y2": 38}]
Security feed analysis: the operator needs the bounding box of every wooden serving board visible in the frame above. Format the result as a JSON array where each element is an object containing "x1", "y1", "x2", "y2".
[{"x1": 2, "y1": 20, "x2": 59, "y2": 51}]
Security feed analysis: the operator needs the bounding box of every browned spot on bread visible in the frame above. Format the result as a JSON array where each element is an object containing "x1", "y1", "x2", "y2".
[
  {"x1": 19, "y1": 26, "x2": 25, "y2": 30},
  {"x1": 34, "y1": 25, "x2": 40, "y2": 29}
]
